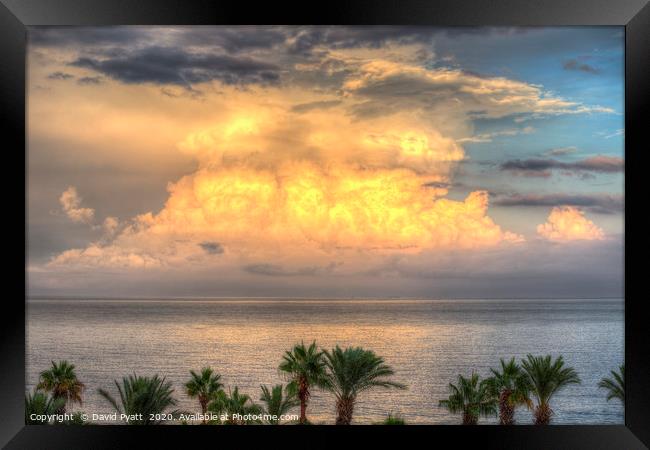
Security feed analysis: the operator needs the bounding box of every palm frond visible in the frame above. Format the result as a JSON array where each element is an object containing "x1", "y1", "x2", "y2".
[
  {"x1": 323, "y1": 345, "x2": 406, "y2": 424},
  {"x1": 598, "y1": 364, "x2": 624, "y2": 403},
  {"x1": 36, "y1": 360, "x2": 85, "y2": 410},
  {"x1": 439, "y1": 373, "x2": 497, "y2": 424},
  {"x1": 522, "y1": 355, "x2": 580, "y2": 403},
  {"x1": 98, "y1": 373, "x2": 177, "y2": 424}
]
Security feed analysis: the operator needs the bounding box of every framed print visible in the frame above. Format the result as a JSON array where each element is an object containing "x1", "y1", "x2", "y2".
[{"x1": 2, "y1": 0, "x2": 648, "y2": 448}]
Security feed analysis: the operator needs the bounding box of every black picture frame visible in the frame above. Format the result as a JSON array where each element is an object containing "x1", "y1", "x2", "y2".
[{"x1": 2, "y1": 0, "x2": 648, "y2": 448}]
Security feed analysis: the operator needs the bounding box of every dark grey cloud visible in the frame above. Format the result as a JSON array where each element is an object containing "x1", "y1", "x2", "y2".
[
  {"x1": 29, "y1": 239, "x2": 623, "y2": 299},
  {"x1": 243, "y1": 263, "x2": 338, "y2": 277},
  {"x1": 30, "y1": 26, "x2": 289, "y2": 53},
  {"x1": 47, "y1": 71, "x2": 74, "y2": 80},
  {"x1": 344, "y1": 70, "x2": 507, "y2": 120},
  {"x1": 287, "y1": 26, "x2": 435, "y2": 54},
  {"x1": 70, "y1": 46, "x2": 281, "y2": 87},
  {"x1": 176, "y1": 27, "x2": 289, "y2": 53},
  {"x1": 77, "y1": 76, "x2": 102, "y2": 85},
  {"x1": 422, "y1": 181, "x2": 451, "y2": 189},
  {"x1": 438, "y1": 27, "x2": 531, "y2": 37},
  {"x1": 29, "y1": 26, "x2": 526, "y2": 55},
  {"x1": 563, "y1": 59, "x2": 599, "y2": 74},
  {"x1": 29, "y1": 26, "x2": 149, "y2": 48},
  {"x1": 285, "y1": 27, "x2": 527, "y2": 56},
  {"x1": 199, "y1": 241, "x2": 224, "y2": 255},
  {"x1": 353, "y1": 75, "x2": 466, "y2": 102},
  {"x1": 353, "y1": 238, "x2": 623, "y2": 298},
  {"x1": 32, "y1": 25, "x2": 420, "y2": 62},
  {"x1": 500, "y1": 155, "x2": 624, "y2": 177},
  {"x1": 31, "y1": 26, "x2": 540, "y2": 95},
  {"x1": 493, "y1": 193, "x2": 623, "y2": 214},
  {"x1": 287, "y1": 57, "x2": 355, "y2": 91},
  {"x1": 291, "y1": 100, "x2": 342, "y2": 113}
]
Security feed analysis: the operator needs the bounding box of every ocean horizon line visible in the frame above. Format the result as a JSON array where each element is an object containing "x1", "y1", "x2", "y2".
[{"x1": 26, "y1": 295, "x2": 625, "y2": 302}]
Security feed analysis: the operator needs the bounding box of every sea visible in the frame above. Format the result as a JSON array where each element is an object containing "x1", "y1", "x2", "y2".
[{"x1": 26, "y1": 298, "x2": 624, "y2": 425}]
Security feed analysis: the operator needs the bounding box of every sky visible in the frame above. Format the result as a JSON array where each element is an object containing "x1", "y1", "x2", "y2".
[{"x1": 26, "y1": 26, "x2": 624, "y2": 298}]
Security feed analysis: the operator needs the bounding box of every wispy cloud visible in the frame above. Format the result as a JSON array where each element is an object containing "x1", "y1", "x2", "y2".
[
  {"x1": 77, "y1": 76, "x2": 103, "y2": 85},
  {"x1": 291, "y1": 100, "x2": 342, "y2": 113},
  {"x1": 199, "y1": 241, "x2": 224, "y2": 255},
  {"x1": 494, "y1": 193, "x2": 623, "y2": 214},
  {"x1": 47, "y1": 71, "x2": 74, "y2": 80},
  {"x1": 458, "y1": 126, "x2": 535, "y2": 144},
  {"x1": 500, "y1": 155, "x2": 623, "y2": 177},
  {"x1": 601, "y1": 129, "x2": 624, "y2": 139},
  {"x1": 563, "y1": 59, "x2": 599, "y2": 74},
  {"x1": 243, "y1": 262, "x2": 339, "y2": 277},
  {"x1": 543, "y1": 146, "x2": 578, "y2": 157}
]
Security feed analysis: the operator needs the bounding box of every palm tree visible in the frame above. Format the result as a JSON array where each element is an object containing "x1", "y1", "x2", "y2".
[
  {"x1": 439, "y1": 373, "x2": 497, "y2": 425},
  {"x1": 185, "y1": 367, "x2": 223, "y2": 424},
  {"x1": 208, "y1": 387, "x2": 263, "y2": 424},
  {"x1": 598, "y1": 364, "x2": 624, "y2": 403},
  {"x1": 98, "y1": 374, "x2": 178, "y2": 425},
  {"x1": 259, "y1": 384, "x2": 299, "y2": 424},
  {"x1": 486, "y1": 358, "x2": 532, "y2": 424},
  {"x1": 25, "y1": 390, "x2": 66, "y2": 424},
  {"x1": 278, "y1": 341, "x2": 328, "y2": 424},
  {"x1": 37, "y1": 360, "x2": 84, "y2": 413},
  {"x1": 521, "y1": 354, "x2": 581, "y2": 425},
  {"x1": 323, "y1": 345, "x2": 406, "y2": 425}
]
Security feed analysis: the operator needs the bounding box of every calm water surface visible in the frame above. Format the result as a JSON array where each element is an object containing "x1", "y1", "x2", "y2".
[{"x1": 27, "y1": 298, "x2": 623, "y2": 424}]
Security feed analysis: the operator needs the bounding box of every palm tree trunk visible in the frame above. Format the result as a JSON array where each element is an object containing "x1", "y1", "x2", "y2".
[
  {"x1": 335, "y1": 397, "x2": 354, "y2": 425},
  {"x1": 499, "y1": 390, "x2": 515, "y2": 425},
  {"x1": 299, "y1": 399, "x2": 307, "y2": 424},
  {"x1": 534, "y1": 403, "x2": 552, "y2": 425},
  {"x1": 298, "y1": 378, "x2": 309, "y2": 424},
  {"x1": 53, "y1": 393, "x2": 66, "y2": 415},
  {"x1": 200, "y1": 397, "x2": 208, "y2": 424},
  {"x1": 462, "y1": 411, "x2": 478, "y2": 425}
]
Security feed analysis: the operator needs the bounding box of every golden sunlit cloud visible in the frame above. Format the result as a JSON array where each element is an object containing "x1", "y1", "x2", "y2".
[
  {"x1": 48, "y1": 163, "x2": 522, "y2": 269},
  {"x1": 35, "y1": 40, "x2": 619, "y2": 270},
  {"x1": 59, "y1": 186, "x2": 95, "y2": 224},
  {"x1": 537, "y1": 206, "x2": 605, "y2": 241}
]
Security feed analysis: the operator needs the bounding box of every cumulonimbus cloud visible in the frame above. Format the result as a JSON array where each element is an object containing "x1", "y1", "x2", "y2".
[
  {"x1": 48, "y1": 164, "x2": 523, "y2": 269},
  {"x1": 43, "y1": 38, "x2": 618, "y2": 270},
  {"x1": 47, "y1": 102, "x2": 523, "y2": 269}
]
